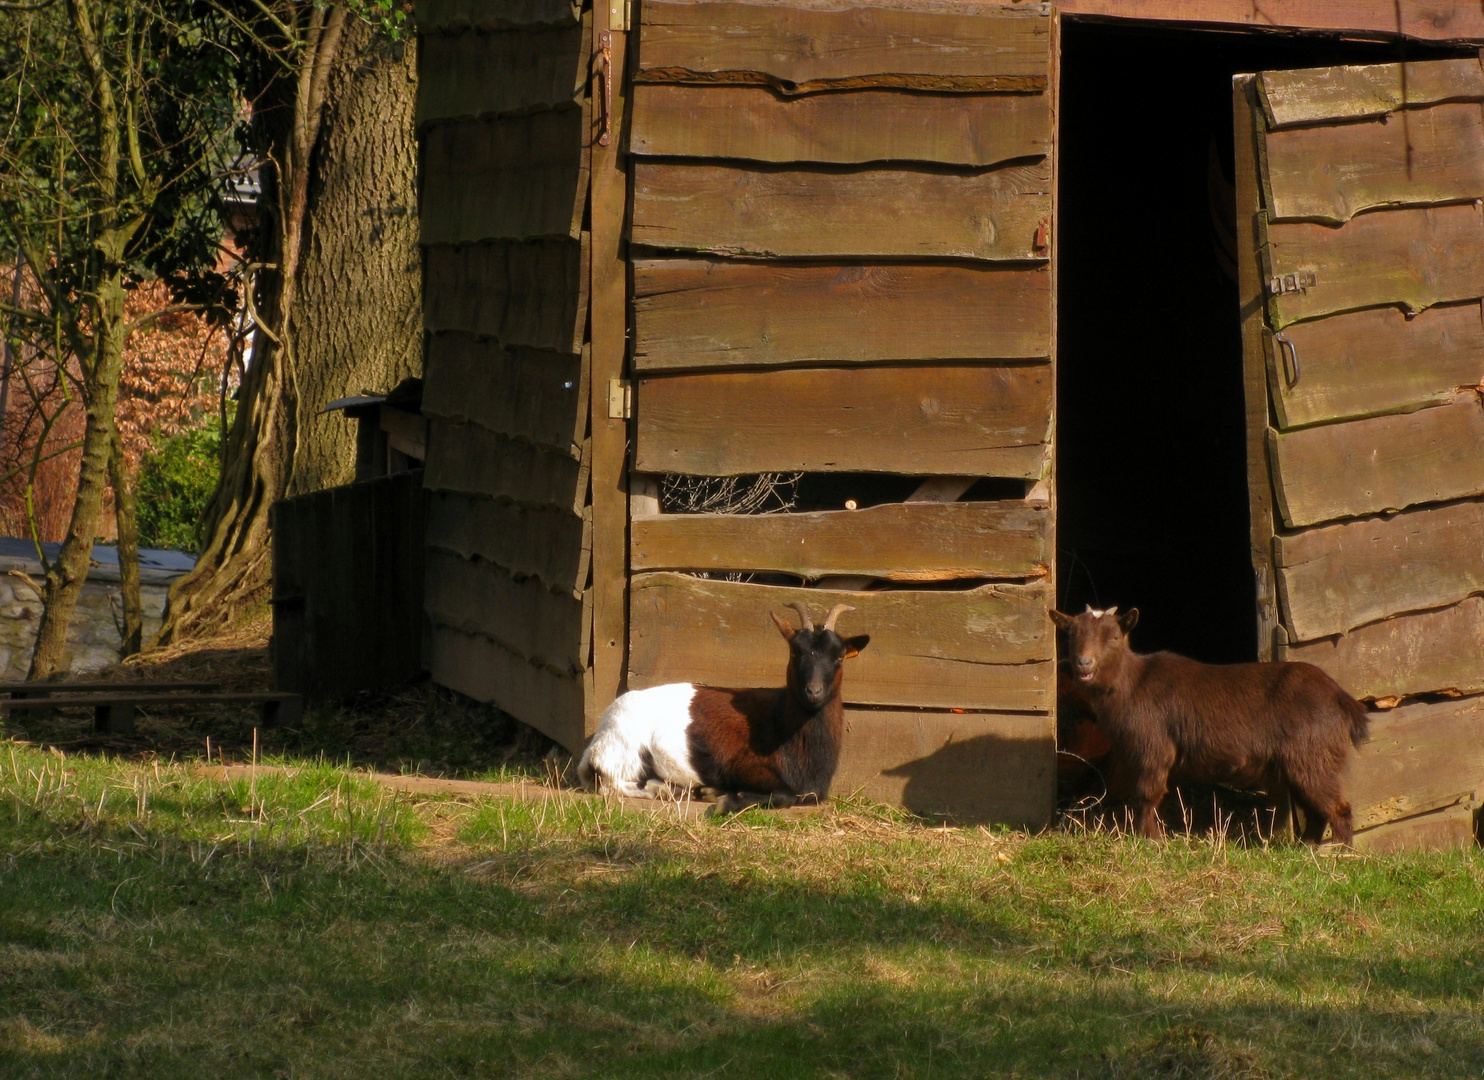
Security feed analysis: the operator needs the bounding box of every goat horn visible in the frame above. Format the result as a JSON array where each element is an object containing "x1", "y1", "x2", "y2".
[
  {"x1": 785, "y1": 602, "x2": 814, "y2": 631},
  {"x1": 822, "y1": 604, "x2": 855, "y2": 632}
]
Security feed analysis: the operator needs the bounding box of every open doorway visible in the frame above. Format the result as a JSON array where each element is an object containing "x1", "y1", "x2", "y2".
[{"x1": 1055, "y1": 20, "x2": 1466, "y2": 665}]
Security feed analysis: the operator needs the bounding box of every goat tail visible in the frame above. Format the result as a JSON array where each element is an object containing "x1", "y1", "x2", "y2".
[{"x1": 1338, "y1": 690, "x2": 1371, "y2": 749}]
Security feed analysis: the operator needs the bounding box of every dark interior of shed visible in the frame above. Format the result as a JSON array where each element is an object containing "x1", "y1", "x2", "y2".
[{"x1": 1056, "y1": 20, "x2": 1467, "y2": 664}]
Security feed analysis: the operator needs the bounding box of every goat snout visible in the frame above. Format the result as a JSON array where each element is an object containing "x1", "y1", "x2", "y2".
[
  {"x1": 804, "y1": 680, "x2": 831, "y2": 707},
  {"x1": 1074, "y1": 657, "x2": 1096, "y2": 682}
]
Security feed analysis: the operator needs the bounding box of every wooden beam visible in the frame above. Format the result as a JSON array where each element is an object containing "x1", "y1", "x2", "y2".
[
  {"x1": 1351, "y1": 802, "x2": 1477, "y2": 853},
  {"x1": 1264, "y1": 102, "x2": 1484, "y2": 224},
  {"x1": 422, "y1": 334, "x2": 586, "y2": 459},
  {"x1": 1274, "y1": 498, "x2": 1484, "y2": 641},
  {"x1": 835, "y1": 708, "x2": 1056, "y2": 827},
  {"x1": 1344, "y1": 693, "x2": 1484, "y2": 830},
  {"x1": 637, "y1": 0, "x2": 1049, "y2": 93},
  {"x1": 416, "y1": 17, "x2": 589, "y2": 127},
  {"x1": 1264, "y1": 301, "x2": 1484, "y2": 430},
  {"x1": 426, "y1": 490, "x2": 590, "y2": 595},
  {"x1": 628, "y1": 572, "x2": 1054, "y2": 711},
  {"x1": 633, "y1": 259, "x2": 1051, "y2": 370},
  {"x1": 636, "y1": 364, "x2": 1051, "y2": 478},
  {"x1": 630, "y1": 159, "x2": 1051, "y2": 261},
  {"x1": 1055, "y1": 1, "x2": 1484, "y2": 42},
  {"x1": 631, "y1": 500, "x2": 1049, "y2": 579},
  {"x1": 1264, "y1": 202, "x2": 1484, "y2": 329},
  {"x1": 416, "y1": 0, "x2": 578, "y2": 30},
  {"x1": 424, "y1": 419, "x2": 589, "y2": 516},
  {"x1": 419, "y1": 109, "x2": 590, "y2": 244},
  {"x1": 423, "y1": 236, "x2": 589, "y2": 354},
  {"x1": 1279, "y1": 597, "x2": 1484, "y2": 702},
  {"x1": 629, "y1": 83, "x2": 1051, "y2": 166},
  {"x1": 1268, "y1": 394, "x2": 1484, "y2": 527},
  {"x1": 1258, "y1": 58, "x2": 1484, "y2": 129}
]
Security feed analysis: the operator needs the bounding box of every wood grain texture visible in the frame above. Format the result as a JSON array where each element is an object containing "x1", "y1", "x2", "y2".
[
  {"x1": 630, "y1": 159, "x2": 1051, "y2": 260},
  {"x1": 428, "y1": 623, "x2": 586, "y2": 751},
  {"x1": 636, "y1": 364, "x2": 1051, "y2": 477},
  {"x1": 1274, "y1": 498, "x2": 1484, "y2": 640},
  {"x1": 835, "y1": 708, "x2": 1055, "y2": 826},
  {"x1": 417, "y1": 0, "x2": 578, "y2": 30},
  {"x1": 633, "y1": 259, "x2": 1051, "y2": 370},
  {"x1": 425, "y1": 419, "x2": 589, "y2": 515},
  {"x1": 637, "y1": 0, "x2": 1049, "y2": 93},
  {"x1": 425, "y1": 549, "x2": 587, "y2": 675},
  {"x1": 423, "y1": 236, "x2": 588, "y2": 354},
  {"x1": 426, "y1": 490, "x2": 590, "y2": 594},
  {"x1": 631, "y1": 500, "x2": 1049, "y2": 579},
  {"x1": 1264, "y1": 302, "x2": 1484, "y2": 429},
  {"x1": 1056, "y1": 1, "x2": 1484, "y2": 42},
  {"x1": 1258, "y1": 57, "x2": 1484, "y2": 128},
  {"x1": 1264, "y1": 102, "x2": 1484, "y2": 223},
  {"x1": 1351, "y1": 802, "x2": 1477, "y2": 853},
  {"x1": 1269, "y1": 394, "x2": 1484, "y2": 528},
  {"x1": 422, "y1": 333, "x2": 586, "y2": 458},
  {"x1": 420, "y1": 110, "x2": 589, "y2": 243},
  {"x1": 628, "y1": 572, "x2": 1054, "y2": 711},
  {"x1": 1279, "y1": 597, "x2": 1484, "y2": 701},
  {"x1": 416, "y1": 19, "x2": 588, "y2": 126},
  {"x1": 1263, "y1": 202, "x2": 1484, "y2": 329},
  {"x1": 629, "y1": 83, "x2": 1051, "y2": 166},
  {"x1": 1344, "y1": 693, "x2": 1484, "y2": 829}
]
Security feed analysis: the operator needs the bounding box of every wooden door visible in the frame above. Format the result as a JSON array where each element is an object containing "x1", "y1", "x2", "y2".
[
  {"x1": 623, "y1": 0, "x2": 1058, "y2": 825},
  {"x1": 1235, "y1": 60, "x2": 1484, "y2": 848}
]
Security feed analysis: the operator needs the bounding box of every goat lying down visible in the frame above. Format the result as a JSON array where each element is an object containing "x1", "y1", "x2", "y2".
[
  {"x1": 1052, "y1": 605, "x2": 1370, "y2": 844},
  {"x1": 578, "y1": 603, "x2": 869, "y2": 812}
]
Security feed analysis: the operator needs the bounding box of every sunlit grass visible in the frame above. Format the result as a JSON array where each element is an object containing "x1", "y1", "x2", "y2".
[{"x1": 1, "y1": 740, "x2": 1481, "y2": 1079}]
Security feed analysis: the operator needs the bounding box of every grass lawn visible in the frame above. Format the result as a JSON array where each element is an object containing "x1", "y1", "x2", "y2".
[{"x1": 2, "y1": 741, "x2": 1482, "y2": 1079}]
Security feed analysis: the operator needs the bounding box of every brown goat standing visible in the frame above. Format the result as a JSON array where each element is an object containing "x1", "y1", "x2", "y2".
[{"x1": 1051, "y1": 606, "x2": 1369, "y2": 843}]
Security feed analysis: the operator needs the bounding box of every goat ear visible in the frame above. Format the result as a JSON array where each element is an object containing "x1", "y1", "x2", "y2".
[
  {"x1": 770, "y1": 611, "x2": 798, "y2": 641},
  {"x1": 1049, "y1": 610, "x2": 1074, "y2": 630},
  {"x1": 842, "y1": 634, "x2": 870, "y2": 659},
  {"x1": 1118, "y1": 608, "x2": 1140, "y2": 634}
]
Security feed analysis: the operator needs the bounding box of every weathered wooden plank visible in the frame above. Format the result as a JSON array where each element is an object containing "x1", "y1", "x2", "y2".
[
  {"x1": 1056, "y1": 1, "x2": 1484, "y2": 43},
  {"x1": 1351, "y1": 802, "x2": 1477, "y2": 853},
  {"x1": 420, "y1": 110, "x2": 589, "y2": 243},
  {"x1": 1268, "y1": 394, "x2": 1484, "y2": 527},
  {"x1": 628, "y1": 572, "x2": 1054, "y2": 711},
  {"x1": 425, "y1": 419, "x2": 589, "y2": 515},
  {"x1": 423, "y1": 236, "x2": 588, "y2": 354},
  {"x1": 1265, "y1": 102, "x2": 1484, "y2": 224},
  {"x1": 1280, "y1": 598, "x2": 1484, "y2": 701},
  {"x1": 633, "y1": 259, "x2": 1051, "y2": 370},
  {"x1": 630, "y1": 159, "x2": 1051, "y2": 260},
  {"x1": 638, "y1": 0, "x2": 1049, "y2": 94},
  {"x1": 1264, "y1": 302, "x2": 1484, "y2": 430},
  {"x1": 425, "y1": 549, "x2": 586, "y2": 675},
  {"x1": 417, "y1": 0, "x2": 578, "y2": 31},
  {"x1": 629, "y1": 83, "x2": 1051, "y2": 166},
  {"x1": 426, "y1": 490, "x2": 590, "y2": 594},
  {"x1": 422, "y1": 333, "x2": 586, "y2": 458},
  {"x1": 835, "y1": 708, "x2": 1055, "y2": 826},
  {"x1": 1258, "y1": 58, "x2": 1484, "y2": 129},
  {"x1": 636, "y1": 364, "x2": 1051, "y2": 478},
  {"x1": 1343, "y1": 693, "x2": 1484, "y2": 829},
  {"x1": 1274, "y1": 498, "x2": 1484, "y2": 641},
  {"x1": 631, "y1": 500, "x2": 1049, "y2": 579},
  {"x1": 428, "y1": 622, "x2": 586, "y2": 752},
  {"x1": 1263, "y1": 202, "x2": 1484, "y2": 329},
  {"x1": 416, "y1": 19, "x2": 588, "y2": 126}
]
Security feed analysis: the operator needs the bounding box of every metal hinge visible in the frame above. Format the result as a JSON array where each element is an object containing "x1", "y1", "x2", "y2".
[
  {"x1": 1267, "y1": 269, "x2": 1317, "y2": 296},
  {"x1": 608, "y1": 0, "x2": 630, "y2": 30},
  {"x1": 608, "y1": 378, "x2": 632, "y2": 419}
]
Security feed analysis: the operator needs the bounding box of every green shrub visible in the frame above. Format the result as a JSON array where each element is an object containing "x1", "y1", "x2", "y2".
[{"x1": 135, "y1": 420, "x2": 222, "y2": 553}]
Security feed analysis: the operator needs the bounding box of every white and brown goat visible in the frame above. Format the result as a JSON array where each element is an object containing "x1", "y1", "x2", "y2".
[{"x1": 577, "y1": 603, "x2": 869, "y2": 812}]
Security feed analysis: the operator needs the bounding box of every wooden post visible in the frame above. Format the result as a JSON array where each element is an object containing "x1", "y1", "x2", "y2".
[{"x1": 587, "y1": 10, "x2": 629, "y2": 736}]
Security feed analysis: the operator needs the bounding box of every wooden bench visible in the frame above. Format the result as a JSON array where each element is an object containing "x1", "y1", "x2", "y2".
[{"x1": 0, "y1": 687, "x2": 302, "y2": 734}]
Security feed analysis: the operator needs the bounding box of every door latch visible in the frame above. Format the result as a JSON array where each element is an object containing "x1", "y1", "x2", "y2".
[{"x1": 1267, "y1": 269, "x2": 1316, "y2": 296}]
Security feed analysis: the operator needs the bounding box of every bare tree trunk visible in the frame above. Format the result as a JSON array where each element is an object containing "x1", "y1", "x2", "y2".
[{"x1": 108, "y1": 428, "x2": 142, "y2": 656}]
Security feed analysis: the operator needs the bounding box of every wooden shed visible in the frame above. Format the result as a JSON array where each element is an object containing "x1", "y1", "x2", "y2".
[{"x1": 413, "y1": 0, "x2": 1484, "y2": 845}]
